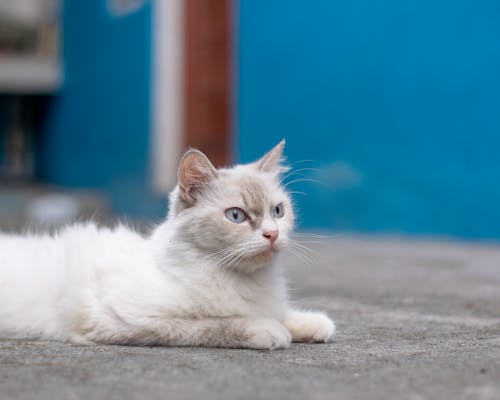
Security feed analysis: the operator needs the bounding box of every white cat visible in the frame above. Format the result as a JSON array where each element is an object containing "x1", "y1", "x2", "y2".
[{"x1": 0, "y1": 141, "x2": 335, "y2": 349}]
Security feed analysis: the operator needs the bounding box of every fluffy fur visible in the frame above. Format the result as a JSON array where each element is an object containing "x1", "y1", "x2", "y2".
[{"x1": 0, "y1": 141, "x2": 335, "y2": 349}]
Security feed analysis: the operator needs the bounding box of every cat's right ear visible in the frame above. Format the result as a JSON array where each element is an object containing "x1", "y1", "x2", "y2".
[{"x1": 178, "y1": 149, "x2": 218, "y2": 204}]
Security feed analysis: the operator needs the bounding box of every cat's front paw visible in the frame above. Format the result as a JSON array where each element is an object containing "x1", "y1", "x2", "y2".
[
  {"x1": 244, "y1": 318, "x2": 292, "y2": 350},
  {"x1": 283, "y1": 310, "x2": 335, "y2": 343}
]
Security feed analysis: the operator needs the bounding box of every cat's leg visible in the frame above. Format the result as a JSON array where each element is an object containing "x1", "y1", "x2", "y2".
[
  {"x1": 282, "y1": 310, "x2": 335, "y2": 343},
  {"x1": 82, "y1": 317, "x2": 292, "y2": 350}
]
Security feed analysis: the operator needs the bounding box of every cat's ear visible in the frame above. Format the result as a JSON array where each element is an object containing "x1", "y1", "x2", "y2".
[
  {"x1": 178, "y1": 149, "x2": 217, "y2": 204},
  {"x1": 256, "y1": 139, "x2": 287, "y2": 173}
]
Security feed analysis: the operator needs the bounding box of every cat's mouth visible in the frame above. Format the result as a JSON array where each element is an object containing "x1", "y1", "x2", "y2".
[{"x1": 258, "y1": 246, "x2": 278, "y2": 260}]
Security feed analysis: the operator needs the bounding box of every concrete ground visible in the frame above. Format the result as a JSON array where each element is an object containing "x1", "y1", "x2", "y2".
[{"x1": 1, "y1": 235, "x2": 500, "y2": 400}]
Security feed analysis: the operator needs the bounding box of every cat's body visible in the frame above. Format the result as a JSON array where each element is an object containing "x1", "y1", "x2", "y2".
[{"x1": 0, "y1": 142, "x2": 335, "y2": 349}]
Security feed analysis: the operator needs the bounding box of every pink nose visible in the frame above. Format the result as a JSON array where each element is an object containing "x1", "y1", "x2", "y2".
[{"x1": 263, "y1": 229, "x2": 279, "y2": 244}]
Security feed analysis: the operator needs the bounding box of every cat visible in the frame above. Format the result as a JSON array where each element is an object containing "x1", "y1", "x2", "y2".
[{"x1": 0, "y1": 140, "x2": 335, "y2": 349}]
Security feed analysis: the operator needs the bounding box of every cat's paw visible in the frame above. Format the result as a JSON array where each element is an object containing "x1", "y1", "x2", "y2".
[
  {"x1": 283, "y1": 310, "x2": 335, "y2": 343},
  {"x1": 244, "y1": 318, "x2": 292, "y2": 350}
]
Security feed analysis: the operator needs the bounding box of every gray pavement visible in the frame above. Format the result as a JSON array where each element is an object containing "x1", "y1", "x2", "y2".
[{"x1": 1, "y1": 236, "x2": 500, "y2": 400}]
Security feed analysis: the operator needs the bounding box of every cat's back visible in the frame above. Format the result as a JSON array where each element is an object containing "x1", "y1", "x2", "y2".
[
  {"x1": 0, "y1": 223, "x2": 103, "y2": 299},
  {"x1": 0, "y1": 229, "x2": 62, "y2": 273},
  {"x1": 0, "y1": 222, "x2": 149, "y2": 281},
  {"x1": 0, "y1": 222, "x2": 149, "y2": 339}
]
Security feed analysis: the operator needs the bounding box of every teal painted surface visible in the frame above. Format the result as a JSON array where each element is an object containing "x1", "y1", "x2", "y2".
[
  {"x1": 237, "y1": 0, "x2": 500, "y2": 239},
  {"x1": 40, "y1": 0, "x2": 164, "y2": 216}
]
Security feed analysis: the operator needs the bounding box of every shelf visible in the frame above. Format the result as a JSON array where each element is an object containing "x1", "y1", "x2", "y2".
[{"x1": 0, "y1": 55, "x2": 62, "y2": 94}]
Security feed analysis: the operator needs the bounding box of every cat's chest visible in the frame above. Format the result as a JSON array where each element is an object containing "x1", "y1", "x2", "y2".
[{"x1": 176, "y1": 269, "x2": 285, "y2": 319}]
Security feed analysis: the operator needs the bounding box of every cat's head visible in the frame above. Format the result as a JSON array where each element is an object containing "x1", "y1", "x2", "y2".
[{"x1": 169, "y1": 140, "x2": 294, "y2": 273}]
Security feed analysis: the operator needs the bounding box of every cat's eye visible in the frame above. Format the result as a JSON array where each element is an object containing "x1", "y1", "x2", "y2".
[
  {"x1": 225, "y1": 207, "x2": 247, "y2": 224},
  {"x1": 272, "y1": 203, "x2": 285, "y2": 219}
]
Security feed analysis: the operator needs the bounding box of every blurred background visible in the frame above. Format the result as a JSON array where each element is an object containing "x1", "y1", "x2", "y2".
[{"x1": 0, "y1": 0, "x2": 499, "y2": 240}]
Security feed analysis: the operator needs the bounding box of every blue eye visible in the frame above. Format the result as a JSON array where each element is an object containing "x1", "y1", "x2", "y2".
[
  {"x1": 225, "y1": 207, "x2": 247, "y2": 224},
  {"x1": 272, "y1": 203, "x2": 285, "y2": 218}
]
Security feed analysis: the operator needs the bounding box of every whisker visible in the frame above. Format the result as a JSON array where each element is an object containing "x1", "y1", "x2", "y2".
[
  {"x1": 209, "y1": 241, "x2": 267, "y2": 271},
  {"x1": 288, "y1": 159, "x2": 316, "y2": 167},
  {"x1": 289, "y1": 242, "x2": 319, "y2": 258},
  {"x1": 284, "y1": 178, "x2": 327, "y2": 188},
  {"x1": 291, "y1": 232, "x2": 331, "y2": 240},
  {"x1": 287, "y1": 190, "x2": 308, "y2": 197},
  {"x1": 287, "y1": 245, "x2": 314, "y2": 265},
  {"x1": 282, "y1": 167, "x2": 321, "y2": 182}
]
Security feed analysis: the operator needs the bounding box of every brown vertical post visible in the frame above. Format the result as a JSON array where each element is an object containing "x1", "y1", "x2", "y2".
[{"x1": 184, "y1": 0, "x2": 232, "y2": 167}]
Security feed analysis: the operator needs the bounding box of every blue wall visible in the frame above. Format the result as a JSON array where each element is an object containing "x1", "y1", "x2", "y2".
[
  {"x1": 237, "y1": 0, "x2": 500, "y2": 239},
  {"x1": 40, "y1": 0, "x2": 163, "y2": 217}
]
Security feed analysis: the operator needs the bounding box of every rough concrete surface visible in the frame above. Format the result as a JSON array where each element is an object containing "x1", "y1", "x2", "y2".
[{"x1": 1, "y1": 236, "x2": 499, "y2": 400}]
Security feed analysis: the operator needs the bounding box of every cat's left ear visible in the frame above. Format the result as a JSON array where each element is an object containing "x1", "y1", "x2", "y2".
[
  {"x1": 178, "y1": 149, "x2": 217, "y2": 204},
  {"x1": 256, "y1": 139, "x2": 288, "y2": 174}
]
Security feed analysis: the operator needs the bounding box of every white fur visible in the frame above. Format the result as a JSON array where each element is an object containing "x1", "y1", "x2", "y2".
[{"x1": 0, "y1": 143, "x2": 335, "y2": 349}]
